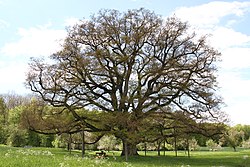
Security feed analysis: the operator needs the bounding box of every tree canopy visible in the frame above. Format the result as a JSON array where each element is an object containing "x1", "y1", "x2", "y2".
[{"x1": 26, "y1": 8, "x2": 223, "y2": 156}]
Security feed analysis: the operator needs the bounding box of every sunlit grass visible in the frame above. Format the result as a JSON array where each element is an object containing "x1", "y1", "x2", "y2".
[{"x1": 0, "y1": 145, "x2": 249, "y2": 167}]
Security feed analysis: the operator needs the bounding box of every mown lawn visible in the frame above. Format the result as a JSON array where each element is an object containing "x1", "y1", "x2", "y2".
[{"x1": 0, "y1": 145, "x2": 249, "y2": 167}]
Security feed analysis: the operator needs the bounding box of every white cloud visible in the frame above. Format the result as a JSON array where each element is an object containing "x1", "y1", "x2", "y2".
[
  {"x1": 226, "y1": 19, "x2": 237, "y2": 27},
  {"x1": 0, "y1": 23, "x2": 67, "y2": 94},
  {"x1": 0, "y1": 19, "x2": 9, "y2": 29},
  {"x1": 220, "y1": 48, "x2": 250, "y2": 69},
  {"x1": 0, "y1": 61, "x2": 29, "y2": 94},
  {"x1": 0, "y1": 24, "x2": 67, "y2": 58},
  {"x1": 210, "y1": 27, "x2": 250, "y2": 49},
  {"x1": 173, "y1": 1, "x2": 250, "y2": 28},
  {"x1": 64, "y1": 17, "x2": 81, "y2": 27},
  {"x1": 218, "y1": 72, "x2": 250, "y2": 125}
]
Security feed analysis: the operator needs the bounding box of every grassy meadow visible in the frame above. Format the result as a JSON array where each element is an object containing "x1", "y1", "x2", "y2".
[{"x1": 0, "y1": 145, "x2": 249, "y2": 167}]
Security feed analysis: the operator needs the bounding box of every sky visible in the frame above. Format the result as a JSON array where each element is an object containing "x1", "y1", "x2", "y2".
[{"x1": 0, "y1": 0, "x2": 250, "y2": 125}]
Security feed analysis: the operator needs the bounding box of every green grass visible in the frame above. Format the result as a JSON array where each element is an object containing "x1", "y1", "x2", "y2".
[{"x1": 0, "y1": 145, "x2": 249, "y2": 167}]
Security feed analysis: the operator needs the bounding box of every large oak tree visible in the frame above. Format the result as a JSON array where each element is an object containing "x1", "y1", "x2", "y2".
[{"x1": 26, "y1": 8, "x2": 222, "y2": 156}]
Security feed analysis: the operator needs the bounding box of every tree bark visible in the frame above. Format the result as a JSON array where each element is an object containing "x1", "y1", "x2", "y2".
[
  {"x1": 121, "y1": 140, "x2": 139, "y2": 156},
  {"x1": 68, "y1": 133, "x2": 72, "y2": 154},
  {"x1": 163, "y1": 140, "x2": 166, "y2": 156},
  {"x1": 174, "y1": 127, "x2": 178, "y2": 157},
  {"x1": 186, "y1": 138, "x2": 190, "y2": 158},
  {"x1": 81, "y1": 130, "x2": 85, "y2": 158},
  {"x1": 124, "y1": 140, "x2": 128, "y2": 161},
  {"x1": 157, "y1": 140, "x2": 161, "y2": 156}
]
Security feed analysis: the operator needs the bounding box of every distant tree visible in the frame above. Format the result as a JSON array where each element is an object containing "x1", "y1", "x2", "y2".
[
  {"x1": 6, "y1": 105, "x2": 27, "y2": 147},
  {"x1": 2, "y1": 92, "x2": 30, "y2": 110},
  {"x1": 6, "y1": 126, "x2": 27, "y2": 147},
  {"x1": 26, "y1": 8, "x2": 222, "y2": 156},
  {"x1": 223, "y1": 127, "x2": 244, "y2": 152},
  {"x1": 97, "y1": 135, "x2": 121, "y2": 151},
  {"x1": 0, "y1": 94, "x2": 56, "y2": 147},
  {"x1": 206, "y1": 139, "x2": 220, "y2": 151},
  {"x1": 8, "y1": 106, "x2": 24, "y2": 126},
  {"x1": 234, "y1": 124, "x2": 250, "y2": 141},
  {"x1": 26, "y1": 131, "x2": 41, "y2": 147},
  {"x1": 189, "y1": 138, "x2": 200, "y2": 151},
  {"x1": 0, "y1": 96, "x2": 7, "y2": 124},
  {"x1": 192, "y1": 134, "x2": 209, "y2": 147},
  {"x1": 242, "y1": 138, "x2": 250, "y2": 149},
  {"x1": 0, "y1": 96, "x2": 8, "y2": 144}
]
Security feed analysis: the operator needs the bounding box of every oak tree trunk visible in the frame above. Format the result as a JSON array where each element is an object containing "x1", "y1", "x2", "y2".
[{"x1": 121, "y1": 140, "x2": 139, "y2": 156}]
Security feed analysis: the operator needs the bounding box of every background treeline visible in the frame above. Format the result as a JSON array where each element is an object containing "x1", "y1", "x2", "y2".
[{"x1": 0, "y1": 93, "x2": 250, "y2": 152}]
